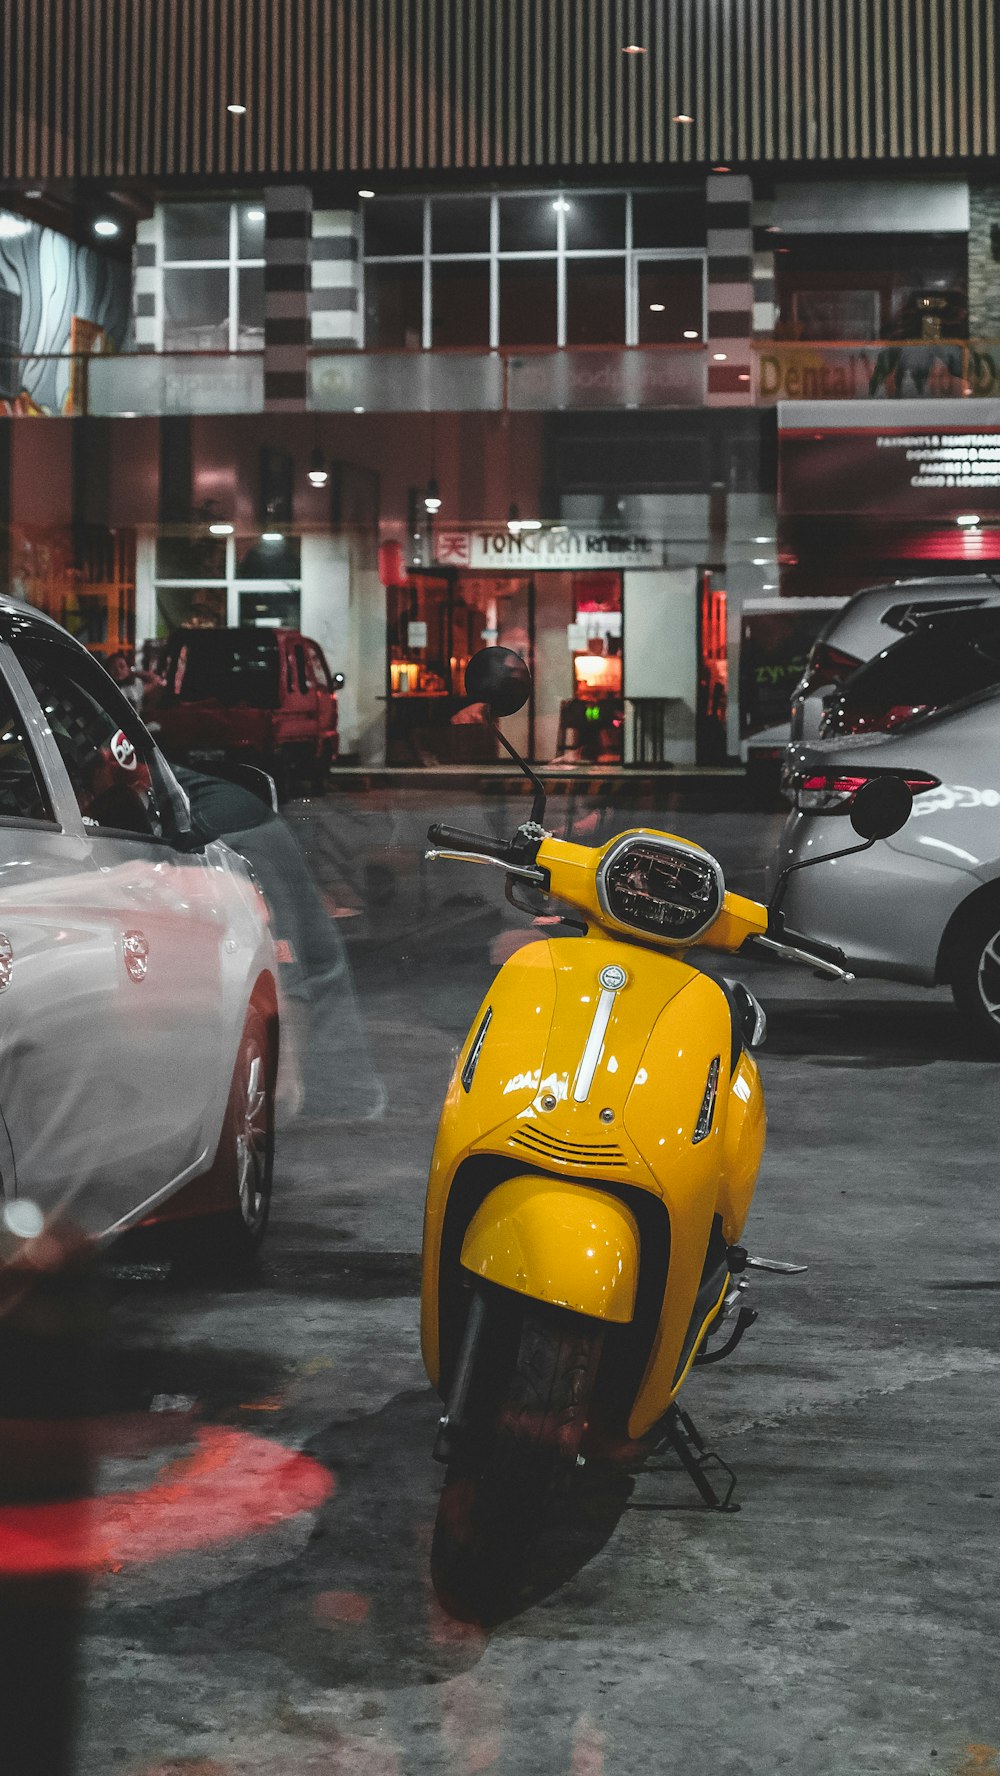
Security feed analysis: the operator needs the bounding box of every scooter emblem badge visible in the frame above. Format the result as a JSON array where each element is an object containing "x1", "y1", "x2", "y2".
[{"x1": 599, "y1": 964, "x2": 627, "y2": 991}]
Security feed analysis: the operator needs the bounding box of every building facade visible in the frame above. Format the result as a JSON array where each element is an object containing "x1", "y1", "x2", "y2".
[{"x1": 1, "y1": 0, "x2": 999, "y2": 765}]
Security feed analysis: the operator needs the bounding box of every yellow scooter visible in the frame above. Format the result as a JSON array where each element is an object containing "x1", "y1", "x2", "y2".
[{"x1": 421, "y1": 648, "x2": 912, "y2": 1611}]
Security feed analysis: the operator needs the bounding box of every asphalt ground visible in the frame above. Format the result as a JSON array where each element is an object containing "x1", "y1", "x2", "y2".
[{"x1": 57, "y1": 791, "x2": 1000, "y2": 1775}]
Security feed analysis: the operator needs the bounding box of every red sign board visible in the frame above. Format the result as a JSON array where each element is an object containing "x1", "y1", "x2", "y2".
[{"x1": 780, "y1": 425, "x2": 1000, "y2": 519}]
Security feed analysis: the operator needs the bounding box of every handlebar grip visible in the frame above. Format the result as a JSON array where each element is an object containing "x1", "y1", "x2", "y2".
[{"x1": 427, "y1": 822, "x2": 511, "y2": 861}]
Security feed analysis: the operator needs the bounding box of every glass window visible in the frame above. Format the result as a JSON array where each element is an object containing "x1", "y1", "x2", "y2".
[
  {"x1": 432, "y1": 197, "x2": 490, "y2": 255},
  {"x1": 432, "y1": 263, "x2": 490, "y2": 347},
  {"x1": 235, "y1": 535, "x2": 301, "y2": 579},
  {"x1": 0, "y1": 674, "x2": 55, "y2": 825},
  {"x1": 564, "y1": 195, "x2": 626, "y2": 250},
  {"x1": 499, "y1": 196, "x2": 558, "y2": 253},
  {"x1": 237, "y1": 590, "x2": 302, "y2": 629},
  {"x1": 237, "y1": 267, "x2": 265, "y2": 349},
  {"x1": 566, "y1": 261, "x2": 626, "y2": 345},
  {"x1": 637, "y1": 261, "x2": 704, "y2": 343},
  {"x1": 236, "y1": 202, "x2": 267, "y2": 258},
  {"x1": 632, "y1": 189, "x2": 706, "y2": 249},
  {"x1": 162, "y1": 202, "x2": 230, "y2": 261},
  {"x1": 364, "y1": 198, "x2": 425, "y2": 257},
  {"x1": 164, "y1": 630, "x2": 280, "y2": 705},
  {"x1": 163, "y1": 267, "x2": 230, "y2": 351},
  {"x1": 364, "y1": 264, "x2": 423, "y2": 349},
  {"x1": 155, "y1": 536, "x2": 228, "y2": 580},
  {"x1": 499, "y1": 262, "x2": 557, "y2": 345},
  {"x1": 307, "y1": 644, "x2": 331, "y2": 689},
  {"x1": 19, "y1": 643, "x2": 159, "y2": 838},
  {"x1": 155, "y1": 586, "x2": 227, "y2": 637}
]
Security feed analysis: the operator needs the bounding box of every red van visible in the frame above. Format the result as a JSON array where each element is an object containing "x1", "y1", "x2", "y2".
[{"x1": 148, "y1": 628, "x2": 341, "y2": 798}]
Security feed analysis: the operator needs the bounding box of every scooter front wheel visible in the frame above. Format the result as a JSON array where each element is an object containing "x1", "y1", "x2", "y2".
[{"x1": 431, "y1": 1298, "x2": 603, "y2": 1620}]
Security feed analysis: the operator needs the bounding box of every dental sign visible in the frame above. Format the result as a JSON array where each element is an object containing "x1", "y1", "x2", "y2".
[
  {"x1": 434, "y1": 529, "x2": 664, "y2": 571},
  {"x1": 780, "y1": 426, "x2": 1000, "y2": 517}
]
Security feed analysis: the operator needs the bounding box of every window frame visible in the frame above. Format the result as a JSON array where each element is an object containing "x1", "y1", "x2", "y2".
[
  {"x1": 158, "y1": 201, "x2": 266, "y2": 355},
  {"x1": 153, "y1": 532, "x2": 302, "y2": 636},
  {"x1": 361, "y1": 189, "x2": 707, "y2": 351},
  {"x1": 0, "y1": 643, "x2": 62, "y2": 832}
]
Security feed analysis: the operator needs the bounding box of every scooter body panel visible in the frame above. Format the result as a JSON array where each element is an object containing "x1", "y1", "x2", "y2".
[
  {"x1": 421, "y1": 929, "x2": 766, "y2": 1437},
  {"x1": 460, "y1": 1174, "x2": 640, "y2": 1322}
]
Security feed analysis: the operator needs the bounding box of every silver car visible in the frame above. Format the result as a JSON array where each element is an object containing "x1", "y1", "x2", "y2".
[
  {"x1": 0, "y1": 597, "x2": 279, "y2": 1256},
  {"x1": 775, "y1": 632, "x2": 1000, "y2": 1050}
]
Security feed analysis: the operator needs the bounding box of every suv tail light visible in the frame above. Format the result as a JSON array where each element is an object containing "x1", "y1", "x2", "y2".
[
  {"x1": 801, "y1": 640, "x2": 862, "y2": 693},
  {"x1": 822, "y1": 697, "x2": 932, "y2": 738},
  {"x1": 792, "y1": 769, "x2": 940, "y2": 813}
]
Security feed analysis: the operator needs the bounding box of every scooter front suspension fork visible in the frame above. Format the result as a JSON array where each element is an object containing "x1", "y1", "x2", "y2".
[{"x1": 433, "y1": 1290, "x2": 486, "y2": 1464}]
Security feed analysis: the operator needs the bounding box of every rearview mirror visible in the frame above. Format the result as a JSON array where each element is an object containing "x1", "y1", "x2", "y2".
[
  {"x1": 849, "y1": 775, "x2": 913, "y2": 841},
  {"x1": 464, "y1": 646, "x2": 532, "y2": 718}
]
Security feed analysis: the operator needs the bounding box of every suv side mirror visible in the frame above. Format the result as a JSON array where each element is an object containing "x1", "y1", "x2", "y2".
[
  {"x1": 849, "y1": 775, "x2": 913, "y2": 841},
  {"x1": 464, "y1": 646, "x2": 532, "y2": 718}
]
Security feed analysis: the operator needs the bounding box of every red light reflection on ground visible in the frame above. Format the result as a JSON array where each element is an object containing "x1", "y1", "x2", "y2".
[{"x1": 0, "y1": 1426, "x2": 332, "y2": 1574}]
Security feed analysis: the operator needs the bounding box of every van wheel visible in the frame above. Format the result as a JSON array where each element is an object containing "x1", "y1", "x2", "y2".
[
  {"x1": 431, "y1": 1302, "x2": 603, "y2": 1620},
  {"x1": 204, "y1": 1007, "x2": 275, "y2": 1270},
  {"x1": 950, "y1": 901, "x2": 1000, "y2": 1053}
]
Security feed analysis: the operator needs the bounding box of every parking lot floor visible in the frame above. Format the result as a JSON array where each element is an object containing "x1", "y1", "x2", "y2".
[{"x1": 73, "y1": 797, "x2": 999, "y2": 1776}]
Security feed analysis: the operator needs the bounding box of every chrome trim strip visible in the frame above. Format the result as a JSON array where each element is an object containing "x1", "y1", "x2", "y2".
[
  {"x1": 572, "y1": 985, "x2": 618, "y2": 1103},
  {"x1": 425, "y1": 848, "x2": 546, "y2": 884},
  {"x1": 461, "y1": 1007, "x2": 492, "y2": 1093}
]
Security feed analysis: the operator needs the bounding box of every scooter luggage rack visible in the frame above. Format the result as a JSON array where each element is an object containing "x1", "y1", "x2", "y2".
[{"x1": 647, "y1": 1405, "x2": 740, "y2": 1513}]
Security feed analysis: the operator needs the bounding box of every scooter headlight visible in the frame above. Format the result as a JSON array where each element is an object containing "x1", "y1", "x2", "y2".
[{"x1": 597, "y1": 834, "x2": 724, "y2": 943}]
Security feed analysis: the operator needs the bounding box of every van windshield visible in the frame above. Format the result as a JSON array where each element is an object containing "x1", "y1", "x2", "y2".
[{"x1": 165, "y1": 631, "x2": 280, "y2": 708}]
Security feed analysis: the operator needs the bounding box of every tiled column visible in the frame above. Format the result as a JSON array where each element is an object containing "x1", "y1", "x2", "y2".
[
  {"x1": 133, "y1": 214, "x2": 158, "y2": 351},
  {"x1": 311, "y1": 211, "x2": 362, "y2": 347},
  {"x1": 264, "y1": 185, "x2": 312, "y2": 411},
  {"x1": 705, "y1": 174, "x2": 754, "y2": 405}
]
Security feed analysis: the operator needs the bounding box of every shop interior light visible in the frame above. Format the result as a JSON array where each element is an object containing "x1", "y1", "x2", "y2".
[
  {"x1": 423, "y1": 477, "x2": 442, "y2": 515},
  {"x1": 358, "y1": 188, "x2": 375, "y2": 199},
  {"x1": 94, "y1": 218, "x2": 120, "y2": 237},
  {"x1": 261, "y1": 531, "x2": 284, "y2": 543},
  {"x1": 208, "y1": 522, "x2": 234, "y2": 536},
  {"x1": 957, "y1": 514, "x2": 981, "y2": 527},
  {"x1": 307, "y1": 449, "x2": 328, "y2": 489},
  {"x1": 0, "y1": 215, "x2": 31, "y2": 237},
  {"x1": 227, "y1": 102, "x2": 247, "y2": 114},
  {"x1": 683, "y1": 329, "x2": 699, "y2": 339}
]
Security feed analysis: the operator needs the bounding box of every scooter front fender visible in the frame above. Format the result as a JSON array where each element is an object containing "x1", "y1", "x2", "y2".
[{"x1": 460, "y1": 1175, "x2": 639, "y2": 1324}]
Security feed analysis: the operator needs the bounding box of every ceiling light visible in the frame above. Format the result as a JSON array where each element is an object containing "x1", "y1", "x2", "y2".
[
  {"x1": 738, "y1": 372, "x2": 751, "y2": 381},
  {"x1": 358, "y1": 188, "x2": 375, "y2": 199},
  {"x1": 94, "y1": 218, "x2": 119, "y2": 237},
  {"x1": 0, "y1": 215, "x2": 31, "y2": 238},
  {"x1": 208, "y1": 522, "x2": 234, "y2": 536},
  {"x1": 307, "y1": 448, "x2": 328, "y2": 489},
  {"x1": 752, "y1": 557, "x2": 771, "y2": 566},
  {"x1": 649, "y1": 303, "x2": 665, "y2": 313},
  {"x1": 25, "y1": 189, "x2": 42, "y2": 199},
  {"x1": 754, "y1": 535, "x2": 773, "y2": 544},
  {"x1": 673, "y1": 113, "x2": 694, "y2": 124},
  {"x1": 353, "y1": 405, "x2": 365, "y2": 413},
  {"x1": 957, "y1": 514, "x2": 981, "y2": 527},
  {"x1": 424, "y1": 477, "x2": 442, "y2": 515},
  {"x1": 246, "y1": 207, "x2": 265, "y2": 222},
  {"x1": 553, "y1": 199, "x2": 571, "y2": 212},
  {"x1": 261, "y1": 531, "x2": 284, "y2": 542},
  {"x1": 622, "y1": 44, "x2": 646, "y2": 54},
  {"x1": 713, "y1": 165, "x2": 731, "y2": 173},
  {"x1": 712, "y1": 352, "x2": 728, "y2": 361},
  {"x1": 683, "y1": 329, "x2": 699, "y2": 339},
  {"x1": 227, "y1": 102, "x2": 247, "y2": 115}
]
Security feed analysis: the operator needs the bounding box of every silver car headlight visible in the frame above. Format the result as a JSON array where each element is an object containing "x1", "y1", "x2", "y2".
[{"x1": 597, "y1": 834, "x2": 725, "y2": 943}]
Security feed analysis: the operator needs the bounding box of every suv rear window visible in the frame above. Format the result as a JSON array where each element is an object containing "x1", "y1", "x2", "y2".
[
  {"x1": 164, "y1": 631, "x2": 280, "y2": 708},
  {"x1": 881, "y1": 596, "x2": 990, "y2": 634},
  {"x1": 836, "y1": 609, "x2": 1000, "y2": 732}
]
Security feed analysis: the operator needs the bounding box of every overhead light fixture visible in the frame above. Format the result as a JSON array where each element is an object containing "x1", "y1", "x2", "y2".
[
  {"x1": 307, "y1": 448, "x2": 328, "y2": 489},
  {"x1": 957, "y1": 514, "x2": 981, "y2": 527},
  {"x1": 261, "y1": 530, "x2": 284, "y2": 542},
  {"x1": 423, "y1": 477, "x2": 442, "y2": 515},
  {"x1": 24, "y1": 189, "x2": 42, "y2": 199},
  {"x1": 752, "y1": 557, "x2": 771, "y2": 566},
  {"x1": 713, "y1": 165, "x2": 731, "y2": 173},
  {"x1": 683, "y1": 329, "x2": 699, "y2": 339},
  {"x1": 246, "y1": 207, "x2": 265, "y2": 222},
  {"x1": 673, "y1": 113, "x2": 694, "y2": 124},
  {"x1": 738, "y1": 372, "x2": 751, "y2": 382},
  {"x1": 358, "y1": 188, "x2": 375, "y2": 199},
  {"x1": 754, "y1": 535, "x2": 773, "y2": 544},
  {"x1": 227, "y1": 102, "x2": 247, "y2": 115},
  {"x1": 0, "y1": 214, "x2": 31, "y2": 238},
  {"x1": 713, "y1": 351, "x2": 728, "y2": 361},
  {"x1": 94, "y1": 218, "x2": 120, "y2": 237},
  {"x1": 208, "y1": 522, "x2": 234, "y2": 536},
  {"x1": 622, "y1": 44, "x2": 646, "y2": 54},
  {"x1": 553, "y1": 199, "x2": 571, "y2": 212},
  {"x1": 649, "y1": 302, "x2": 665, "y2": 313},
  {"x1": 353, "y1": 405, "x2": 365, "y2": 413}
]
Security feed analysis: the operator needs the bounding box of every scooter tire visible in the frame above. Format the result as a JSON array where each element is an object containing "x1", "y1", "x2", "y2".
[{"x1": 431, "y1": 1301, "x2": 603, "y2": 1620}]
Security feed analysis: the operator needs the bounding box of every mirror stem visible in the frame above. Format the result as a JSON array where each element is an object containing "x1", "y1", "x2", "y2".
[
  {"x1": 769, "y1": 836, "x2": 875, "y2": 927},
  {"x1": 491, "y1": 719, "x2": 548, "y2": 827}
]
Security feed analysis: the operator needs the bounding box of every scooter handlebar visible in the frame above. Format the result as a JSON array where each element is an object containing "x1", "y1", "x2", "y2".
[{"x1": 426, "y1": 823, "x2": 512, "y2": 862}]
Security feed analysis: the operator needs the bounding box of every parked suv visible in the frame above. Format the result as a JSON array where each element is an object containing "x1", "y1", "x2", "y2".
[
  {"x1": 149, "y1": 628, "x2": 341, "y2": 799},
  {"x1": 790, "y1": 575, "x2": 1000, "y2": 740}
]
